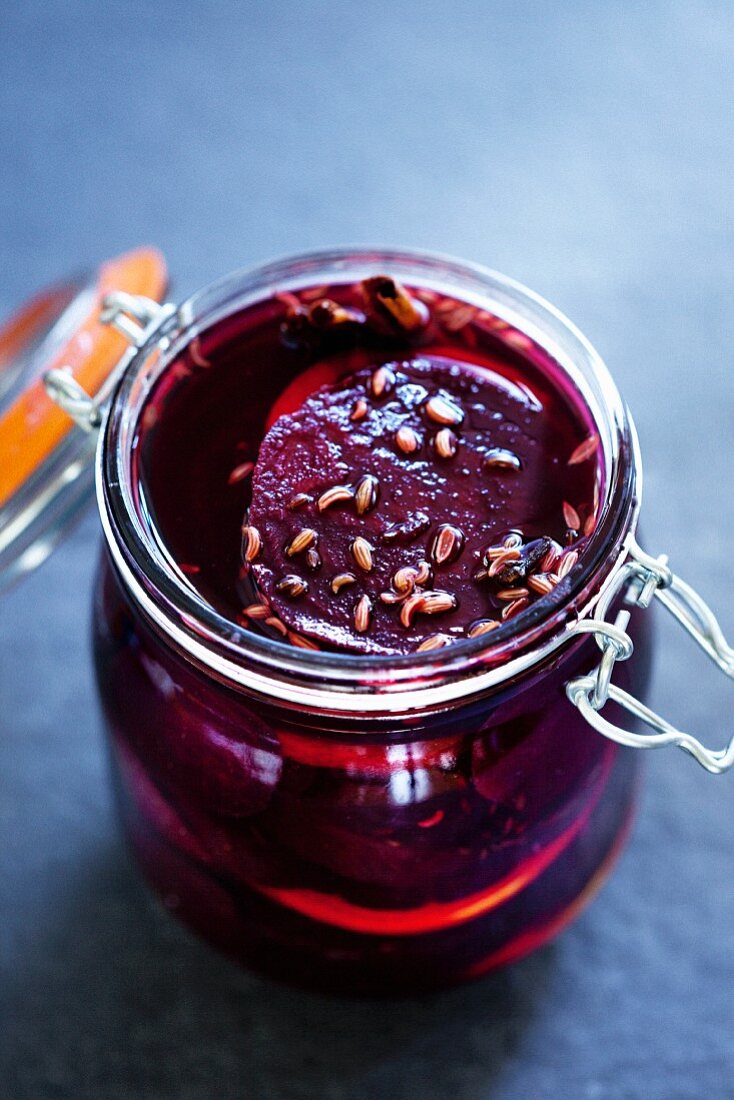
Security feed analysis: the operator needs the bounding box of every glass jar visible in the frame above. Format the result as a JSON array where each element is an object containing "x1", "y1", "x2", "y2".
[
  {"x1": 91, "y1": 250, "x2": 651, "y2": 994},
  {"x1": 8, "y1": 246, "x2": 729, "y2": 996}
]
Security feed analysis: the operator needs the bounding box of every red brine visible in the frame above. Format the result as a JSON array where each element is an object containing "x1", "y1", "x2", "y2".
[{"x1": 134, "y1": 280, "x2": 600, "y2": 649}]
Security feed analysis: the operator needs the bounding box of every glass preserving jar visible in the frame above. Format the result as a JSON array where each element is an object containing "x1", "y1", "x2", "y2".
[{"x1": 3, "y1": 247, "x2": 732, "y2": 995}]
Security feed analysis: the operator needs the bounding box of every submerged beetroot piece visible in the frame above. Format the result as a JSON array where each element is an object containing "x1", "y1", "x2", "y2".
[{"x1": 244, "y1": 357, "x2": 596, "y2": 653}]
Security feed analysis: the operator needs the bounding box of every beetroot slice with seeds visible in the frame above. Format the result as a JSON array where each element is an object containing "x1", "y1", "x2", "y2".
[{"x1": 244, "y1": 356, "x2": 594, "y2": 654}]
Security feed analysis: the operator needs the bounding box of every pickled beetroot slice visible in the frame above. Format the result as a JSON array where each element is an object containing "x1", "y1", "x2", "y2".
[{"x1": 244, "y1": 356, "x2": 595, "y2": 654}]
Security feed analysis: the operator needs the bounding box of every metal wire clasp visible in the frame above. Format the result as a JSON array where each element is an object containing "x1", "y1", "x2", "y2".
[
  {"x1": 43, "y1": 293, "x2": 175, "y2": 431},
  {"x1": 567, "y1": 540, "x2": 734, "y2": 773}
]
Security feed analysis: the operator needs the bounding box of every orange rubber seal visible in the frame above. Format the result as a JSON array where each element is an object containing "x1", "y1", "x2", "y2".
[{"x1": 0, "y1": 246, "x2": 167, "y2": 508}]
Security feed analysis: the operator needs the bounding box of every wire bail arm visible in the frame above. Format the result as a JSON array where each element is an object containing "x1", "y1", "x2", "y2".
[{"x1": 567, "y1": 541, "x2": 734, "y2": 774}]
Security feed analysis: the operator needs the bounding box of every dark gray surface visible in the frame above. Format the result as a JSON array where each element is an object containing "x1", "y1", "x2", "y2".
[{"x1": 2, "y1": 2, "x2": 734, "y2": 1097}]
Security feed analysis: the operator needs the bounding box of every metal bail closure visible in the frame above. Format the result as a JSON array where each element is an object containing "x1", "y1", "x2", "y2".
[
  {"x1": 567, "y1": 540, "x2": 734, "y2": 774},
  {"x1": 0, "y1": 247, "x2": 168, "y2": 594},
  {"x1": 44, "y1": 291, "x2": 175, "y2": 431}
]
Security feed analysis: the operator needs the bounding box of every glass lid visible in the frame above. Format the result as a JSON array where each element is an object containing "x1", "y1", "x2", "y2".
[{"x1": 0, "y1": 247, "x2": 167, "y2": 594}]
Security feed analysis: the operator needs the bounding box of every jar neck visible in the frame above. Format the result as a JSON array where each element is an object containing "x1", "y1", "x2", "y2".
[{"x1": 98, "y1": 248, "x2": 642, "y2": 717}]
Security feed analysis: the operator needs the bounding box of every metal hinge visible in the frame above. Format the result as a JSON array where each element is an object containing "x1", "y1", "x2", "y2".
[{"x1": 43, "y1": 293, "x2": 175, "y2": 431}]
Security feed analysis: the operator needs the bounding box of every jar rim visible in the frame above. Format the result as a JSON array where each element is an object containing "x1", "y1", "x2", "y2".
[{"x1": 98, "y1": 246, "x2": 642, "y2": 715}]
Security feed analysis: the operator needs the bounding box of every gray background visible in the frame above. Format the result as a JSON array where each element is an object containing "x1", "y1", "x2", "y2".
[{"x1": 2, "y1": 2, "x2": 734, "y2": 1097}]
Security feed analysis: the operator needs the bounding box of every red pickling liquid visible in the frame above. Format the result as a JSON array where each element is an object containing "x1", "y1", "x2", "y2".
[
  {"x1": 134, "y1": 283, "x2": 599, "y2": 644},
  {"x1": 92, "y1": 278, "x2": 648, "y2": 993}
]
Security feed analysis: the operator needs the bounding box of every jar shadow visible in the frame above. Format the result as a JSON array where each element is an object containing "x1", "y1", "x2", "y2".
[{"x1": 2, "y1": 841, "x2": 557, "y2": 1099}]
